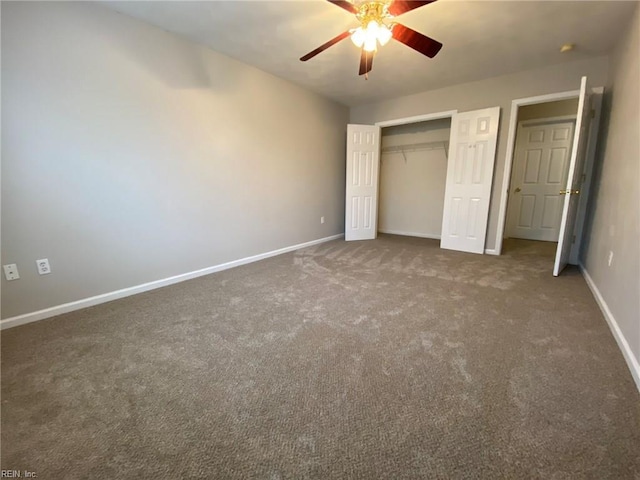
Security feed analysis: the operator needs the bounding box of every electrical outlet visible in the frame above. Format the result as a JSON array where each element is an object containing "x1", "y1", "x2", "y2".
[
  {"x1": 607, "y1": 251, "x2": 614, "y2": 267},
  {"x1": 320, "y1": 216, "x2": 325, "y2": 224},
  {"x1": 3, "y1": 264, "x2": 20, "y2": 281},
  {"x1": 36, "y1": 258, "x2": 51, "y2": 275}
]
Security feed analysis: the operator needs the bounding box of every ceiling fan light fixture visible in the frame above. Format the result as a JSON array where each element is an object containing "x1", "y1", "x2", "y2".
[
  {"x1": 300, "y1": 0, "x2": 443, "y2": 77},
  {"x1": 351, "y1": 20, "x2": 392, "y2": 50}
]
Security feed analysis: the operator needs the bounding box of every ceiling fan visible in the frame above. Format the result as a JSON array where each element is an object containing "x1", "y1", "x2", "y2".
[{"x1": 300, "y1": 0, "x2": 442, "y2": 78}]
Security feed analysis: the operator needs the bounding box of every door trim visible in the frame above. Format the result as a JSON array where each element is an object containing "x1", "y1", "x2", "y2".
[
  {"x1": 374, "y1": 110, "x2": 458, "y2": 128},
  {"x1": 495, "y1": 90, "x2": 580, "y2": 255},
  {"x1": 371, "y1": 110, "x2": 457, "y2": 243}
]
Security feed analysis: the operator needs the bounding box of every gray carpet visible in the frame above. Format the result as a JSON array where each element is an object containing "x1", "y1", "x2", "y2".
[{"x1": 2, "y1": 235, "x2": 639, "y2": 479}]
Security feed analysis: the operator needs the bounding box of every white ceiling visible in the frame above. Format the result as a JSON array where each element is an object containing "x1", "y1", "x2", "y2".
[{"x1": 103, "y1": 0, "x2": 636, "y2": 106}]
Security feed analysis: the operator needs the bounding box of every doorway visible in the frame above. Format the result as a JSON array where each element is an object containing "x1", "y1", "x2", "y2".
[
  {"x1": 344, "y1": 110, "x2": 456, "y2": 242},
  {"x1": 505, "y1": 98, "x2": 578, "y2": 243},
  {"x1": 378, "y1": 118, "x2": 451, "y2": 240},
  {"x1": 495, "y1": 78, "x2": 604, "y2": 275}
]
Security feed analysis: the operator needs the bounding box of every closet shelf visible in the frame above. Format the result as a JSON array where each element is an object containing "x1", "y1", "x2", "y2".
[{"x1": 381, "y1": 141, "x2": 449, "y2": 154}]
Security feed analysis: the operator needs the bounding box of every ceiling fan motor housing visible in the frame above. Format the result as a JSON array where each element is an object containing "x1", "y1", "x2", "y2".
[{"x1": 356, "y1": 1, "x2": 392, "y2": 26}]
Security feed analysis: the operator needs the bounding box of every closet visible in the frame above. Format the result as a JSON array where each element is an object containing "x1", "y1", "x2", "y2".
[
  {"x1": 378, "y1": 118, "x2": 451, "y2": 240},
  {"x1": 346, "y1": 106, "x2": 500, "y2": 253}
]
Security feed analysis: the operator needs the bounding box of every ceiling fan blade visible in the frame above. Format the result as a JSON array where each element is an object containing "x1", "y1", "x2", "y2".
[
  {"x1": 391, "y1": 23, "x2": 442, "y2": 58},
  {"x1": 359, "y1": 49, "x2": 374, "y2": 76},
  {"x1": 388, "y1": 0, "x2": 437, "y2": 17},
  {"x1": 327, "y1": 0, "x2": 358, "y2": 14},
  {"x1": 300, "y1": 31, "x2": 352, "y2": 61}
]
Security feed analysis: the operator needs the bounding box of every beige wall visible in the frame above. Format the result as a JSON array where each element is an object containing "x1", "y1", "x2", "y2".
[
  {"x1": 0, "y1": 2, "x2": 349, "y2": 319},
  {"x1": 582, "y1": 6, "x2": 640, "y2": 373},
  {"x1": 517, "y1": 99, "x2": 579, "y2": 122},
  {"x1": 379, "y1": 119, "x2": 450, "y2": 238},
  {"x1": 350, "y1": 57, "x2": 609, "y2": 252}
]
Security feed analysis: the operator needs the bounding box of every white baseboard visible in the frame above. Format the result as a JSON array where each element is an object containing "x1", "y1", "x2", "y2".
[
  {"x1": 580, "y1": 264, "x2": 640, "y2": 392},
  {"x1": 484, "y1": 249, "x2": 499, "y2": 256},
  {"x1": 1, "y1": 234, "x2": 344, "y2": 330},
  {"x1": 378, "y1": 229, "x2": 441, "y2": 240}
]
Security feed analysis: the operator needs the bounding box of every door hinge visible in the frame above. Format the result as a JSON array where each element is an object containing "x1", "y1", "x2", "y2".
[
  {"x1": 572, "y1": 235, "x2": 576, "y2": 244},
  {"x1": 590, "y1": 109, "x2": 595, "y2": 118}
]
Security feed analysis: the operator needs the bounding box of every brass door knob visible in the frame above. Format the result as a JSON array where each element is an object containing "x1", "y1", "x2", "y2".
[{"x1": 514, "y1": 187, "x2": 521, "y2": 193}]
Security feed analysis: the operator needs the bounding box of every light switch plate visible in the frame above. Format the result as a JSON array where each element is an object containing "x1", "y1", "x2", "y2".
[{"x1": 3, "y1": 264, "x2": 20, "y2": 281}]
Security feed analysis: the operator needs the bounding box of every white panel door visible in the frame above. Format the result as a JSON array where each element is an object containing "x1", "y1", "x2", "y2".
[
  {"x1": 554, "y1": 77, "x2": 592, "y2": 276},
  {"x1": 507, "y1": 121, "x2": 575, "y2": 242},
  {"x1": 441, "y1": 107, "x2": 500, "y2": 254},
  {"x1": 345, "y1": 124, "x2": 381, "y2": 241}
]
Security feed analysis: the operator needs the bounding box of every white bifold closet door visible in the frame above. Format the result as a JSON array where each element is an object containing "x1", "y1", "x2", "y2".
[
  {"x1": 440, "y1": 107, "x2": 501, "y2": 254},
  {"x1": 345, "y1": 124, "x2": 381, "y2": 241}
]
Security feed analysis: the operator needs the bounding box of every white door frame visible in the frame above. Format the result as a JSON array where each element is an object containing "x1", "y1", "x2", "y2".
[
  {"x1": 495, "y1": 90, "x2": 582, "y2": 255},
  {"x1": 374, "y1": 110, "x2": 458, "y2": 239},
  {"x1": 374, "y1": 110, "x2": 458, "y2": 128}
]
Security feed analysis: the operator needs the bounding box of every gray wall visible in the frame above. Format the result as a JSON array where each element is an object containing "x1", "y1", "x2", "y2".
[
  {"x1": 582, "y1": 6, "x2": 640, "y2": 366},
  {"x1": 350, "y1": 57, "x2": 610, "y2": 252},
  {"x1": 1, "y1": 2, "x2": 349, "y2": 319},
  {"x1": 379, "y1": 119, "x2": 451, "y2": 238}
]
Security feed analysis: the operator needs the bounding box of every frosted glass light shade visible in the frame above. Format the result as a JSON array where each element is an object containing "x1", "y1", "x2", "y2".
[
  {"x1": 350, "y1": 27, "x2": 365, "y2": 47},
  {"x1": 364, "y1": 36, "x2": 377, "y2": 52},
  {"x1": 377, "y1": 24, "x2": 392, "y2": 45},
  {"x1": 350, "y1": 21, "x2": 392, "y2": 51}
]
